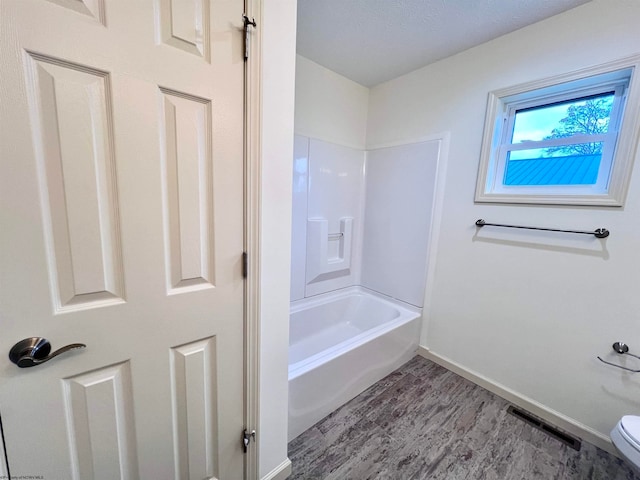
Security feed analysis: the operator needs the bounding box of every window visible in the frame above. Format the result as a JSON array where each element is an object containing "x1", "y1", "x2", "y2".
[{"x1": 475, "y1": 57, "x2": 640, "y2": 206}]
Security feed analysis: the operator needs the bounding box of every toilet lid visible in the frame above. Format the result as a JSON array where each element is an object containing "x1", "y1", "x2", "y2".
[{"x1": 621, "y1": 416, "x2": 640, "y2": 446}]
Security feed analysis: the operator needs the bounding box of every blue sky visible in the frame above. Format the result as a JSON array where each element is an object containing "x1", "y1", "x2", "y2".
[
  {"x1": 508, "y1": 96, "x2": 613, "y2": 160},
  {"x1": 511, "y1": 94, "x2": 613, "y2": 144},
  {"x1": 511, "y1": 104, "x2": 571, "y2": 143}
]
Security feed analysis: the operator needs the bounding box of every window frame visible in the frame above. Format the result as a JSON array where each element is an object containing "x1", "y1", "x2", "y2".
[{"x1": 475, "y1": 56, "x2": 640, "y2": 206}]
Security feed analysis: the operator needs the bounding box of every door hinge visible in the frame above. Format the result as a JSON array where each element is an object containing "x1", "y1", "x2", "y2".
[
  {"x1": 242, "y1": 252, "x2": 248, "y2": 278},
  {"x1": 243, "y1": 14, "x2": 257, "y2": 61},
  {"x1": 243, "y1": 429, "x2": 256, "y2": 452}
]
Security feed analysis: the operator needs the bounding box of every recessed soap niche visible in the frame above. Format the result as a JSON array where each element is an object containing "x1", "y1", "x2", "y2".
[{"x1": 306, "y1": 217, "x2": 354, "y2": 284}]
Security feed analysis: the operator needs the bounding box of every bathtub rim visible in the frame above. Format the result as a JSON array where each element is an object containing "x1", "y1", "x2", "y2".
[
  {"x1": 290, "y1": 284, "x2": 420, "y2": 313},
  {"x1": 288, "y1": 285, "x2": 422, "y2": 380}
]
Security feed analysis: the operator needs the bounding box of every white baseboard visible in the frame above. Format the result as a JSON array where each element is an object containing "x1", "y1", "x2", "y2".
[
  {"x1": 261, "y1": 458, "x2": 292, "y2": 480},
  {"x1": 417, "y1": 346, "x2": 618, "y2": 457}
]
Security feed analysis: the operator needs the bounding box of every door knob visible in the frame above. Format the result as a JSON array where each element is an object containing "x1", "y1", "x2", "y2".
[{"x1": 9, "y1": 337, "x2": 86, "y2": 368}]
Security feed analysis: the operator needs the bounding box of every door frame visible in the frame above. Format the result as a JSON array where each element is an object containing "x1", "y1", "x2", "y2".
[{"x1": 244, "y1": 0, "x2": 262, "y2": 478}]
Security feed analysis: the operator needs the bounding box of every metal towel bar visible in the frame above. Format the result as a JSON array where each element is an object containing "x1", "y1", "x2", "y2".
[
  {"x1": 475, "y1": 219, "x2": 609, "y2": 238},
  {"x1": 597, "y1": 342, "x2": 640, "y2": 373}
]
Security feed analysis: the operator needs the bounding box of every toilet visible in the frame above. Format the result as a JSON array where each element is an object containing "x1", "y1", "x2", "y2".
[{"x1": 611, "y1": 415, "x2": 640, "y2": 473}]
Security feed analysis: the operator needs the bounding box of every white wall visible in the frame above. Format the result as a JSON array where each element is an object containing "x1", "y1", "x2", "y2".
[
  {"x1": 361, "y1": 141, "x2": 439, "y2": 307},
  {"x1": 294, "y1": 55, "x2": 369, "y2": 149},
  {"x1": 259, "y1": 0, "x2": 297, "y2": 478},
  {"x1": 367, "y1": 0, "x2": 640, "y2": 449}
]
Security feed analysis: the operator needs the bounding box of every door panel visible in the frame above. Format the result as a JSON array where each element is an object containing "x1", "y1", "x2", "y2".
[
  {"x1": 64, "y1": 362, "x2": 138, "y2": 480},
  {"x1": 24, "y1": 52, "x2": 125, "y2": 313},
  {"x1": 170, "y1": 337, "x2": 219, "y2": 479},
  {"x1": 45, "y1": 0, "x2": 106, "y2": 24},
  {"x1": 0, "y1": 0, "x2": 245, "y2": 478},
  {"x1": 157, "y1": 0, "x2": 211, "y2": 60},
  {"x1": 159, "y1": 88, "x2": 216, "y2": 293}
]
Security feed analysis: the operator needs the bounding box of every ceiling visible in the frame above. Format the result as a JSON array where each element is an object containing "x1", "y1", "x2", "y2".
[{"x1": 296, "y1": 0, "x2": 592, "y2": 87}]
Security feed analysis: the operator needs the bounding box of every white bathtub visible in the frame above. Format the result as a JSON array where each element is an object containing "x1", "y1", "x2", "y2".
[{"x1": 288, "y1": 286, "x2": 421, "y2": 441}]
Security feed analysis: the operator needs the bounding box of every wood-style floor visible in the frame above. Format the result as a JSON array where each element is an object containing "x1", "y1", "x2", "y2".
[{"x1": 288, "y1": 355, "x2": 640, "y2": 479}]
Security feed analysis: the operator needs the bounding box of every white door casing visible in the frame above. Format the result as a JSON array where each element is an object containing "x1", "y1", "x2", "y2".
[{"x1": 0, "y1": 0, "x2": 246, "y2": 478}]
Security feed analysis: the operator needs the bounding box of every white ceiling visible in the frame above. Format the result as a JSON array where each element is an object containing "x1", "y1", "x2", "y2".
[{"x1": 296, "y1": 0, "x2": 592, "y2": 87}]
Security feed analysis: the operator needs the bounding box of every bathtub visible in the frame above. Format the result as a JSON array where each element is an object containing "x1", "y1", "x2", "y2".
[{"x1": 288, "y1": 286, "x2": 421, "y2": 441}]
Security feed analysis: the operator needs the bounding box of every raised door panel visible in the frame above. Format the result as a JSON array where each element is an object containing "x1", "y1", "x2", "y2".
[
  {"x1": 159, "y1": 88, "x2": 215, "y2": 294},
  {"x1": 45, "y1": 0, "x2": 106, "y2": 25},
  {"x1": 63, "y1": 363, "x2": 139, "y2": 480},
  {"x1": 170, "y1": 337, "x2": 218, "y2": 480},
  {"x1": 157, "y1": 0, "x2": 210, "y2": 61},
  {"x1": 24, "y1": 53, "x2": 125, "y2": 314}
]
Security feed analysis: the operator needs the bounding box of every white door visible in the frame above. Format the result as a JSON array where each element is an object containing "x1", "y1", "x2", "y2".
[{"x1": 0, "y1": 0, "x2": 245, "y2": 478}]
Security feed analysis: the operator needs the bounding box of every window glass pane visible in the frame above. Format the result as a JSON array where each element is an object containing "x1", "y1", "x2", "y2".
[
  {"x1": 511, "y1": 93, "x2": 614, "y2": 143},
  {"x1": 504, "y1": 144, "x2": 603, "y2": 186}
]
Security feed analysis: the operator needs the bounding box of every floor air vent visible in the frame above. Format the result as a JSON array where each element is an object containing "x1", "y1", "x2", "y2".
[{"x1": 506, "y1": 406, "x2": 582, "y2": 451}]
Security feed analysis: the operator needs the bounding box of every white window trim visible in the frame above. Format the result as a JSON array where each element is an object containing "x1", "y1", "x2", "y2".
[
  {"x1": 475, "y1": 55, "x2": 640, "y2": 206},
  {"x1": 493, "y1": 84, "x2": 624, "y2": 197}
]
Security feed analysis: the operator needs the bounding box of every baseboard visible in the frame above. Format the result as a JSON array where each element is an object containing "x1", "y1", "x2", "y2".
[
  {"x1": 417, "y1": 346, "x2": 618, "y2": 457},
  {"x1": 261, "y1": 458, "x2": 292, "y2": 480}
]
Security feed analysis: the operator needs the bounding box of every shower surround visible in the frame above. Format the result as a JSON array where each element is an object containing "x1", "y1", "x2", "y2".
[{"x1": 288, "y1": 134, "x2": 440, "y2": 440}]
